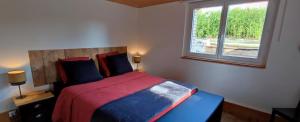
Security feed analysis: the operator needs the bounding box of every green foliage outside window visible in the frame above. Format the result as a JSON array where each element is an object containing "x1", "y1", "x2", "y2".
[{"x1": 195, "y1": 8, "x2": 267, "y2": 40}]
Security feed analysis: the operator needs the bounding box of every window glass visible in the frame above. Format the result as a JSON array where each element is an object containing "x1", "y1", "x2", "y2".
[
  {"x1": 223, "y1": 1, "x2": 268, "y2": 58},
  {"x1": 190, "y1": 6, "x2": 223, "y2": 55}
]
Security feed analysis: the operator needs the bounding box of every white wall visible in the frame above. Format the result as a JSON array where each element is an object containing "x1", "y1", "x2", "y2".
[
  {"x1": 0, "y1": 0, "x2": 299, "y2": 115},
  {"x1": 136, "y1": 1, "x2": 300, "y2": 113},
  {"x1": 0, "y1": 0, "x2": 138, "y2": 113}
]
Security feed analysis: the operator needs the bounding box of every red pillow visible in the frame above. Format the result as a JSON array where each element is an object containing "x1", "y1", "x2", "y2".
[
  {"x1": 56, "y1": 57, "x2": 90, "y2": 84},
  {"x1": 96, "y1": 52, "x2": 119, "y2": 78}
]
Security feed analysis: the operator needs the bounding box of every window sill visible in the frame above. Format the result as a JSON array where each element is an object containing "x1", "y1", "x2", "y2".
[{"x1": 181, "y1": 56, "x2": 266, "y2": 69}]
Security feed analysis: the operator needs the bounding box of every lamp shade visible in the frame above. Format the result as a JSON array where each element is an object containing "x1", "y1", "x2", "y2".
[
  {"x1": 8, "y1": 70, "x2": 26, "y2": 86},
  {"x1": 133, "y1": 55, "x2": 141, "y2": 63}
]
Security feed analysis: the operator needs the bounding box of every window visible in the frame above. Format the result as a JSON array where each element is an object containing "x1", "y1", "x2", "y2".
[{"x1": 183, "y1": 0, "x2": 279, "y2": 68}]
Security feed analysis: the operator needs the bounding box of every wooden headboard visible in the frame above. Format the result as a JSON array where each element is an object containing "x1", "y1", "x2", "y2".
[{"x1": 28, "y1": 46, "x2": 127, "y2": 86}]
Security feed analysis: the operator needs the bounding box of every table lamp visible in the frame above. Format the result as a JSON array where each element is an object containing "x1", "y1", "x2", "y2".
[
  {"x1": 132, "y1": 55, "x2": 142, "y2": 71},
  {"x1": 8, "y1": 70, "x2": 26, "y2": 99}
]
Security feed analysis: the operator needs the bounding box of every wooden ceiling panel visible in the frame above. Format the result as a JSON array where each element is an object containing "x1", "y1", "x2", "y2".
[{"x1": 109, "y1": 0, "x2": 180, "y2": 8}]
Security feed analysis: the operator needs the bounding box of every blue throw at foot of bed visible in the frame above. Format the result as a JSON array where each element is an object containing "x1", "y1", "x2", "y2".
[
  {"x1": 91, "y1": 81, "x2": 197, "y2": 122},
  {"x1": 158, "y1": 91, "x2": 224, "y2": 122}
]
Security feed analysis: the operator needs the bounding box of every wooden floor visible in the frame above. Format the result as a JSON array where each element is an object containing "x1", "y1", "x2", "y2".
[
  {"x1": 222, "y1": 112, "x2": 247, "y2": 122},
  {"x1": 222, "y1": 112, "x2": 287, "y2": 122}
]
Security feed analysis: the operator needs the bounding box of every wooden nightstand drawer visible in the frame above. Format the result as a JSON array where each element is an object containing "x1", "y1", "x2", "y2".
[
  {"x1": 13, "y1": 91, "x2": 55, "y2": 122},
  {"x1": 19, "y1": 98, "x2": 54, "y2": 113},
  {"x1": 19, "y1": 98, "x2": 54, "y2": 122},
  {"x1": 21, "y1": 110, "x2": 49, "y2": 122}
]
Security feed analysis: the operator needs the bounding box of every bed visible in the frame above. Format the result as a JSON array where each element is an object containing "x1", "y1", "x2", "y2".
[{"x1": 28, "y1": 47, "x2": 224, "y2": 122}]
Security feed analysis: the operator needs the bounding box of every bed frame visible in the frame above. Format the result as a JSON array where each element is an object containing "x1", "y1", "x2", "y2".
[
  {"x1": 28, "y1": 46, "x2": 224, "y2": 122},
  {"x1": 28, "y1": 46, "x2": 127, "y2": 86}
]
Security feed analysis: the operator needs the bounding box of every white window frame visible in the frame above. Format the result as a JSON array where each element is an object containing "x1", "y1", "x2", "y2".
[{"x1": 182, "y1": 0, "x2": 280, "y2": 68}]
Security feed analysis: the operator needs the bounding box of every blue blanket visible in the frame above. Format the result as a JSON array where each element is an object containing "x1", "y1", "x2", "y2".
[{"x1": 91, "y1": 81, "x2": 198, "y2": 122}]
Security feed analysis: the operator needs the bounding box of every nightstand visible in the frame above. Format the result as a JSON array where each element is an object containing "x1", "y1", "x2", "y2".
[
  {"x1": 135, "y1": 69, "x2": 144, "y2": 72},
  {"x1": 13, "y1": 91, "x2": 55, "y2": 122}
]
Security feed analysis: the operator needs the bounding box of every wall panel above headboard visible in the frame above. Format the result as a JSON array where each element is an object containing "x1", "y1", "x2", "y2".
[{"x1": 28, "y1": 46, "x2": 127, "y2": 87}]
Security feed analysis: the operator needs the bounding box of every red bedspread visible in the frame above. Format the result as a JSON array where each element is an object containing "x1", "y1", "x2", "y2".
[{"x1": 52, "y1": 72, "x2": 164, "y2": 122}]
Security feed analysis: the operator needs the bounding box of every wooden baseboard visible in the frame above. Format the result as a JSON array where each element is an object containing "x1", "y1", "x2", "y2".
[
  {"x1": 0, "y1": 111, "x2": 10, "y2": 122},
  {"x1": 223, "y1": 102, "x2": 287, "y2": 122},
  {"x1": 0, "y1": 110, "x2": 20, "y2": 122}
]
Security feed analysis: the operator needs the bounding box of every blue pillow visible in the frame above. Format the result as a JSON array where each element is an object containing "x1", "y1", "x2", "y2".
[
  {"x1": 62, "y1": 59, "x2": 103, "y2": 84},
  {"x1": 106, "y1": 53, "x2": 133, "y2": 76}
]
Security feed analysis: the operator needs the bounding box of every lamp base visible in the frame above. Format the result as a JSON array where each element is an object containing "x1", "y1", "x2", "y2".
[
  {"x1": 16, "y1": 95, "x2": 26, "y2": 99},
  {"x1": 16, "y1": 85, "x2": 26, "y2": 99}
]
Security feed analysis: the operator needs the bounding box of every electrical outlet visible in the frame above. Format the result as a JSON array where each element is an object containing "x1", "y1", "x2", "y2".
[{"x1": 8, "y1": 110, "x2": 16, "y2": 118}]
